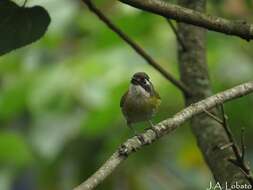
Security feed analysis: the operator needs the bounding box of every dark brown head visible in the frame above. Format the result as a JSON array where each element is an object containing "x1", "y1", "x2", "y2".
[{"x1": 131, "y1": 72, "x2": 152, "y2": 93}]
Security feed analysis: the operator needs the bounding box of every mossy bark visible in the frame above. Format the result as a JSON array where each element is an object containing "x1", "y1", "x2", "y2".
[{"x1": 177, "y1": 0, "x2": 249, "y2": 187}]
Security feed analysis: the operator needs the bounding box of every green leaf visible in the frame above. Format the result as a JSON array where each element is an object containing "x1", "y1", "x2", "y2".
[
  {"x1": 0, "y1": 132, "x2": 33, "y2": 166},
  {"x1": 0, "y1": 0, "x2": 51, "y2": 56}
]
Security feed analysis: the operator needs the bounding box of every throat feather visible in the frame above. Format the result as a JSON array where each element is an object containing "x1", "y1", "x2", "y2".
[{"x1": 129, "y1": 84, "x2": 150, "y2": 98}]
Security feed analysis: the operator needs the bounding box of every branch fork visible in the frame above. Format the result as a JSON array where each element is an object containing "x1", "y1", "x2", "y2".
[{"x1": 73, "y1": 81, "x2": 253, "y2": 190}]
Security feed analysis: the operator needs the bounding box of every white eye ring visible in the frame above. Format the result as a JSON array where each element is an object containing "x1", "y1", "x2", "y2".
[{"x1": 143, "y1": 79, "x2": 149, "y2": 85}]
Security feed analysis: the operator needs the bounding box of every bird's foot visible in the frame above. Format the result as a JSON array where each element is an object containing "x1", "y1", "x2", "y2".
[
  {"x1": 136, "y1": 134, "x2": 145, "y2": 144},
  {"x1": 119, "y1": 144, "x2": 129, "y2": 156},
  {"x1": 129, "y1": 126, "x2": 145, "y2": 144},
  {"x1": 144, "y1": 126, "x2": 159, "y2": 138}
]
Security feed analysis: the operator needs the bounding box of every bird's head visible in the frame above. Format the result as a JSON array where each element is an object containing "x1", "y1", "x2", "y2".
[{"x1": 130, "y1": 72, "x2": 153, "y2": 97}]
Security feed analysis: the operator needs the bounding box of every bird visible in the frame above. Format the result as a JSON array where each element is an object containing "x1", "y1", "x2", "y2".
[{"x1": 120, "y1": 72, "x2": 161, "y2": 136}]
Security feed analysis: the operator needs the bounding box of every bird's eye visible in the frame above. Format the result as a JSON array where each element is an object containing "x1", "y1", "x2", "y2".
[{"x1": 142, "y1": 78, "x2": 148, "y2": 85}]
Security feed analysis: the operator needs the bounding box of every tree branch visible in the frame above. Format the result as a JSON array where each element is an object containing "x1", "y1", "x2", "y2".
[
  {"x1": 220, "y1": 105, "x2": 242, "y2": 162},
  {"x1": 166, "y1": 19, "x2": 187, "y2": 52},
  {"x1": 203, "y1": 104, "x2": 253, "y2": 185},
  {"x1": 73, "y1": 81, "x2": 253, "y2": 190},
  {"x1": 81, "y1": 0, "x2": 190, "y2": 95},
  {"x1": 220, "y1": 105, "x2": 253, "y2": 185},
  {"x1": 203, "y1": 108, "x2": 223, "y2": 125},
  {"x1": 119, "y1": 0, "x2": 253, "y2": 41}
]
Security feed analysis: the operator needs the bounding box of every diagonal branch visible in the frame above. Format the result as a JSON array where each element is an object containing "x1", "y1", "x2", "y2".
[
  {"x1": 73, "y1": 81, "x2": 253, "y2": 190},
  {"x1": 204, "y1": 104, "x2": 253, "y2": 185},
  {"x1": 220, "y1": 105, "x2": 253, "y2": 185},
  {"x1": 167, "y1": 19, "x2": 187, "y2": 51},
  {"x1": 22, "y1": 0, "x2": 28, "y2": 7},
  {"x1": 119, "y1": 0, "x2": 253, "y2": 41},
  {"x1": 81, "y1": 0, "x2": 190, "y2": 95},
  {"x1": 220, "y1": 105, "x2": 242, "y2": 162}
]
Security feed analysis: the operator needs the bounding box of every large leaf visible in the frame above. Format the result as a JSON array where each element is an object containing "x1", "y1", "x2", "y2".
[{"x1": 0, "y1": 0, "x2": 51, "y2": 56}]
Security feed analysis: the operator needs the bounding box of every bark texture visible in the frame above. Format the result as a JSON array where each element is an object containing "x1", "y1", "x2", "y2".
[
  {"x1": 177, "y1": 0, "x2": 249, "y2": 186},
  {"x1": 119, "y1": 0, "x2": 253, "y2": 41}
]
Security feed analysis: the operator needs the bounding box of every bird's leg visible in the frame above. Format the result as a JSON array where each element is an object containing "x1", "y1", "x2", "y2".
[
  {"x1": 128, "y1": 122, "x2": 137, "y2": 135},
  {"x1": 128, "y1": 123, "x2": 145, "y2": 144},
  {"x1": 145, "y1": 120, "x2": 159, "y2": 138},
  {"x1": 148, "y1": 120, "x2": 154, "y2": 128}
]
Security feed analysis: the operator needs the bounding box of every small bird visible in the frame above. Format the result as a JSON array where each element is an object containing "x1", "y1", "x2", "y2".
[{"x1": 120, "y1": 72, "x2": 161, "y2": 135}]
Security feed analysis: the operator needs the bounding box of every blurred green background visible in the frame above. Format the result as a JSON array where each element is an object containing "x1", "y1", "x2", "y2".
[{"x1": 0, "y1": 0, "x2": 253, "y2": 190}]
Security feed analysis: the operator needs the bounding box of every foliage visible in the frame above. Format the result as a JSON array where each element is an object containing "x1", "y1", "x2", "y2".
[{"x1": 0, "y1": 0, "x2": 50, "y2": 55}]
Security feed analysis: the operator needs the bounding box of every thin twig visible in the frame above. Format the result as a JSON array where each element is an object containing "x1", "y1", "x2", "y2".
[
  {"x1": 167, "y1": 19, "x2": 187, "y2": 51},
  {"x1": 219, "y1": 142, "x2": 233, "y2": 150},
  {"x1": 239, "y1": 128, "x2": 253, "y2": 181},
  {"x1": 241, "y1": 128, "x2": 246, "y2": 163},
  {"x1": 201, "y1": 104, "x2": 253, "y2": 185},
  {"x1": 81, "y1": 0, "x2": 191, "y2": 96},
  {"x1": 203, "y1": 108, "x2": 223, "y2": 125},
  {"x1": 22, "y1": 0, "x2": 28, "y2": 7},
  {"x1": 220, "y1": 105, "x2": 253, "y2": 185},
  {"x1": 73, "y1": 81, "x2": 253, "y2": 190},
  {"x1": 220, "y1": 105, "x2": 242, "y2": 161}
]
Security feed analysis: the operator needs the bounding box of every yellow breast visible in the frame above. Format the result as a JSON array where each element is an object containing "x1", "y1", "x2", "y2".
[{"x1": 122, "y1": 94, "x2": 161, "y2": 124}]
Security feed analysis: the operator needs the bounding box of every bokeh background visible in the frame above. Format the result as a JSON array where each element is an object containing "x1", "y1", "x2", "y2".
[{"x1": 1, "y1": 0, "x2": 253, "y2": 190}]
